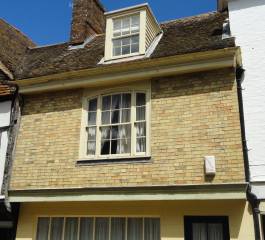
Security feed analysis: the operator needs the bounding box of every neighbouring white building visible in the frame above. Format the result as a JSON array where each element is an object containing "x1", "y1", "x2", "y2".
[{"x1": 219, "y1": 0, "x2": 265, "y2": 239}]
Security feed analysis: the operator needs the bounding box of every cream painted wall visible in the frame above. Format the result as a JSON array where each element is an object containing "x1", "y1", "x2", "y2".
[{"x1": 16, "y1": 200, "x2": 253, "y2": 240}]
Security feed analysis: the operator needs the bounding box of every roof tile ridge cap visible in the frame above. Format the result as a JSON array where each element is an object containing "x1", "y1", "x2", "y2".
[
  {"x1": 13, "y1": 47, "x2": 32, "y2": 78},
  {"x1": 0, "y1": 18, "x2": 36, "y2": 47},
  {"x1": 159, "y1": 11, "x2": 219, "y2": 26}
]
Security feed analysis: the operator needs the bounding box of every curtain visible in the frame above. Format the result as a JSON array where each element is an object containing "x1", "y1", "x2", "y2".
[
  {"x1": 79, "y1": 218, "x2": 93, "y2": 240},
  {"x1": 192, "y1": 223, "x2": 207, "y2": 240},
  {"x1": 50, "y1": 218, "x2": 64, "y2": 240},
  {"x1": 144, "y1": 218, "x2": 160, "y2": 240},
  {"x1": 111, "y1": 218, "x2": 125, "y2": 240},
  {"x1": 64, "y1": 218, "x2": 78, "y2": 240},
  {"x1": 95, "y1": 218, "x2": 109, "y2": 240},
  {"x1": 36, "y1": 218, "x2": 50, "y2": 240},
  {"x1": 127, "y1": 218, "x2": 143, "y2": 240},
  {"x1": 208, "y1": 224, "x2": 223, "y2": 240}
]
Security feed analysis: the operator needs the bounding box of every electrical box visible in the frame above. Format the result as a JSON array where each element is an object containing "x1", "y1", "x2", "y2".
[{"x1": 204, "y1": 156, "x2": 216, "y2": 175}]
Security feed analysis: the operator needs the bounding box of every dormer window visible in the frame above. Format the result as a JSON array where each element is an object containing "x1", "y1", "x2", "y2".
[
  {"x1": 112, "y1": 14, "x2": 140, "y2": 56},
  {"x1": 104, "y1": 4, "x2": 162, "y2": 62}
]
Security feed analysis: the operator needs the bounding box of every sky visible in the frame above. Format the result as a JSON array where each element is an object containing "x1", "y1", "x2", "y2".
[{"x1": 0, "y1": 0, "x2": 216, "y2": 46}]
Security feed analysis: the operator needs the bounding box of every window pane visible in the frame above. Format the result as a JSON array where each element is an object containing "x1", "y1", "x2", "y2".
[
  {"x1": 119, "y1": 124, "x2": 131, "y2": 139},
  {"x1": 113, "y1": 39, "x2": 121, "y2": 48},
  {"x1": 136, "y1": 122, "x2": 146, "y2": 137},
  {"x1": 114, "y1": 19, "x2": 122, "y2": 31},
  {"x1": 102, "y1": 111, "x2": 110, "y2": 124},
  {"x1": 87, "y1": 141, "x2": 96, "y2": 155},
  {"x1": 111, "y1": 218, "x2": 126, "y2": 240},
  {"x1": 111, "y1": 126, "x2": 119, "y2": 139},
  {"x1": 131, "y1": 35, "x2": 139, "y2": 45},
  {"x1": 192, "y1": 223, "x2": 207, "y2": 240},
  {"x1": 121, "y1": 109, "x2": 131, "y2": 123},
  {"x1": 131, "y1": 15, "x2": 140, "y2": 27},
  {"x1": 95, "y1": 218, "x2": 109, "y2": 240},
  {"x1": 88, "y1": 112, "x2": 97, "y2": 126},
  {"x1": 122, "y1": 17, "x2": 130, "y2": 35},
  {"x1": 101, "y1": 140, "x2": 110, "y2": 155},
  {"x1": 208, "y1": 223, "x2": 223, "y2": 240},
  {"x1": 102, "y1": 96, "x2": 111, "y2": 110},
  {"x1": 122, "y1": 45, "x2": 130, "y2": 55},
  {"x1": 119, "y1": 139, "x2": 131, "y2": 154},
  {"x1": 111, "y1": 139, "x2": 119, "y2": 154},
  {"x1": 136, "y1": 138, "x2": 146, "y2": 153},
  {"x1": 88, "y1": 127, "x2": 96, "y2": 140},
  {"x1": 136, "y1": 93, "x2": 146, "y2": 106},
  {"x1": 111, "y1": 110, "x2": 120, "y2": 124},
  {"x1": 136, "y1": 107, "x2": 146, "y2": 121},
  {"x1": 144, "y1": 218, "x2": 160, "y2": 240},
  {"x1": 89, "y1": 98, "x2": 97, "y2": 111},
  {"x1": 113, "y1": 47, "x2": 121, "y2": 56},
  {"x1": 50, "y1": 218, "x2": 64, "y2": 240},
  {"x1": 122, "y1": 37, "x2": 130, "y2": 46},
  {"x1": 101, "y1": 127, "x2": 110, "y2": 140},
  {"x1": 131, "y1": 44, "x2": 139, "y2": 54},
  {"x1": 36, "y1": 218, "x2": 50, "y2": 240},
  {"x1": 127, "y1": 218, "x2": 143, "y2": 240},
  {"x1": 64, "y1": 218, "x2": 78, "y2": 240},
  {"x1": 79, "y1": 218, "x2": 93, "y2": 240},
  {"x1": 122, "y1": 93, "x2": 131, "y2": 108},
  {"x1": 112, "y1": 94, "x2": 121, "y2": 110}
]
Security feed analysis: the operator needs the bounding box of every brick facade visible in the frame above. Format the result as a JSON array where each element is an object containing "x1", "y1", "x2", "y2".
[{"x1": 10, "y1": 68, "x2": 245, "y2": 190}]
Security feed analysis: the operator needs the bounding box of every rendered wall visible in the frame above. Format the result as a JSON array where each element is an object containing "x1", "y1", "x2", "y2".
[
  {"x1": 15, "y1": 200, "x2": 254, "y2": 240},
  {"x1": 0, "y1": 101, "x2": 11, "y2": 195},
  {"x1": 228, "y1": 0, "x2": 265, "y2": 185}
]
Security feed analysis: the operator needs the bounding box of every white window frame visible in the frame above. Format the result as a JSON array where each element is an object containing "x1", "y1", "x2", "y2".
[
  {"x1": 79, "y1": 83, "x2": 151, "y2": 161},
  {"x1": 105, "y1": 10, "x2": 146, "y2": 61},
  {"x1": 35, "y1": 215, "x2": 161, "y2": 240}
]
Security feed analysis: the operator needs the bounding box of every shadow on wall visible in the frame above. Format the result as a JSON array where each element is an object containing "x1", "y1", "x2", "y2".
[{"x1": 151, "y1": 68, "x2": 235, "y2": 100}]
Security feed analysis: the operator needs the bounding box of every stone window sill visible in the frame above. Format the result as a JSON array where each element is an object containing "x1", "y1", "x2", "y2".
[{"x1": 76, "y1": 156, "x2": 152, "y2": 166}]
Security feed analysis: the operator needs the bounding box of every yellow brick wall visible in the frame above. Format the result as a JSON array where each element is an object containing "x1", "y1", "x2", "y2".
[{"x1": 10, "y1": 68, "x2": 245, "y2": 190}]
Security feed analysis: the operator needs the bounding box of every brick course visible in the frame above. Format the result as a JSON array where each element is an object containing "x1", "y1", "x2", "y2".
[{"x1": 10, "y1": 68, "x2": 245, "y2": 190}]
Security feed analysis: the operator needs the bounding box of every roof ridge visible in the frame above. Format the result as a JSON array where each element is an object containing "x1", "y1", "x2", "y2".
[
  {"x1": 159, "y1": 11, "x2": 219, "y2": 25},
  {"x1": 0, "y1": 18, "x2": 36, "y2": 47}
]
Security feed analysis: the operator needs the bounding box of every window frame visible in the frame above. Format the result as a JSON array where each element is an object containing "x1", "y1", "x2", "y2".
[
  {"x1": 79, "y1": 83, "x2": 151, "y2": 161},
  {"x1": 35, "y1": 215, "x2": 161, "y2": 240},
  {"x1": 112, "y1": 14, "x2": 140, "y2": 57},
  {"x1": 105, "y1": 10, "x2": 146, "y2": 61},
  {"x1": 184, "y1": 216, "x2": 230, "y2": 240}
]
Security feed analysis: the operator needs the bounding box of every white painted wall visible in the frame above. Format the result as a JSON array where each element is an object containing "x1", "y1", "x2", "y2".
[
  {"x1": 0, "y1": 101, "x2": 12, "y2": 195},
  {"x1": 227, "y1": 0, "x2": 265, "y2": 190}
]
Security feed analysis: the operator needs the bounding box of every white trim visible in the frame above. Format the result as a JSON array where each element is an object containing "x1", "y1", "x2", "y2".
[
  {"x1": 104, "y1": 3, "x2": 149, "y2": 16},
  {"x1": 79, "y1": 81, "x2": 151, "y2": 160}
]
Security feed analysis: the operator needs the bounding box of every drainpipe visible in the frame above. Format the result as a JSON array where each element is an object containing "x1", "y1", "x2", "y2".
[{"x1": 236, "y1": 67, "x2": 261, "y2": 240}]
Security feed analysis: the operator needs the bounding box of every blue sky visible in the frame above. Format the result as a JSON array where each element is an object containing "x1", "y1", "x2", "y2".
[{"x1": 0, "y1": 0, "x2": 216, "y2": 46}]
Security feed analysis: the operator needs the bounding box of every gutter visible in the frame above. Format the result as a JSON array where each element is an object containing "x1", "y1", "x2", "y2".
[
  {"x1": 16, "y1": 47, "x2": 241, "y2": 94},
  {"x1": 236, "y1": 68, "x2": 261, "y2": 240}
]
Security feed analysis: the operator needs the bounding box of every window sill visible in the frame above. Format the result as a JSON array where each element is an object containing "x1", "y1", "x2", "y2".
[{"x1": 76, "y1": 156, "x2": 152, "y2": 166}]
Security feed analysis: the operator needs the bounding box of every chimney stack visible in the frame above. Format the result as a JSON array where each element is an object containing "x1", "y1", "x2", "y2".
[{"x1": 70, "y1": 0, "x2": 105, "y2": 45}]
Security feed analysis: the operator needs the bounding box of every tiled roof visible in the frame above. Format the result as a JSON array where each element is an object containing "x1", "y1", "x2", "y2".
[
  {"x1": 14, "y1": 11, "x2": 234, "y2": 80},
  {"x1": 0, "y1": 19, "x2": 36, "y2": 76},
  {"x1": 0, "y1": 82, "x2": 16, "y2": 98}
]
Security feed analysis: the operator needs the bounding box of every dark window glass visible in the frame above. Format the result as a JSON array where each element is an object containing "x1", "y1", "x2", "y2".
[
  {"x1": 36, "y1": 218, "x2": 50, "y2": 240},
  {"x1": 184, "y1": 216, "x2": 230, "y2": 240}
]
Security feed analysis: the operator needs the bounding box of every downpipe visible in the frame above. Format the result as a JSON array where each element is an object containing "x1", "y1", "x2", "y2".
[{"x1": 236, "y1": 67, "x2": 261, "y2": 240}]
